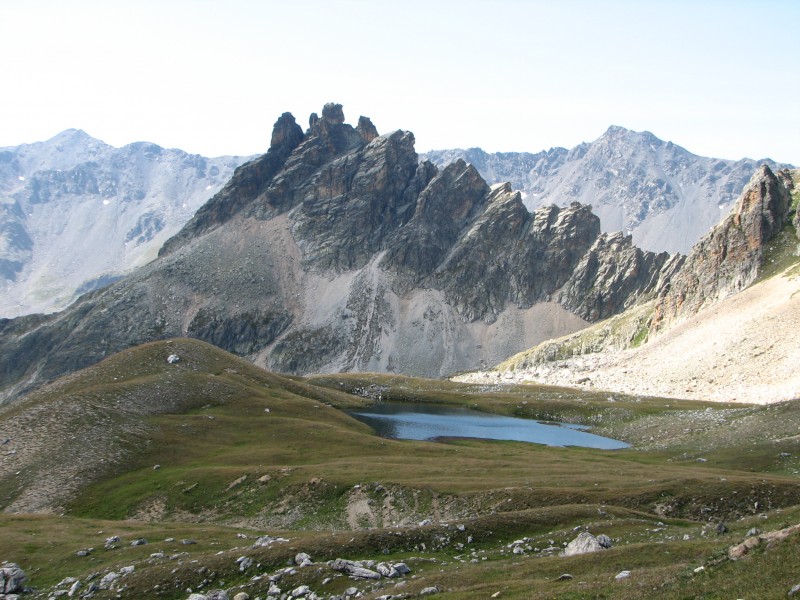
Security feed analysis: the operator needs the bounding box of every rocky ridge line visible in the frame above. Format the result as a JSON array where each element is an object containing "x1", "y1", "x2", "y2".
[{"x1": 0, "y1": 104, "x2": 688, "y2": 403}]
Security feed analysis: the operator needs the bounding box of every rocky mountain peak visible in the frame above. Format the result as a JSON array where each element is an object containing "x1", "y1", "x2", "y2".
[
  {"x1": 424, "y1": 132, "x2": 792, "y2": 255},
  {"x1": 650, "y1": 164, "x2": 792, "y2": 331},
  {"x1": 270, "y1": 112, "x2": 304, "y2": 149},
  {"x1": 0, "y1": 105, "x2": 716, "y2": 401},
  {"x1": 321, "y1": 102, "x2": 345, "y2": 125},
  {"x1": 357, "y1": 116, "x2": 379, "y2": 143}
]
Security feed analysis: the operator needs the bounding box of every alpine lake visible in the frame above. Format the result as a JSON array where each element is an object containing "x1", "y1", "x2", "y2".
[{"x1": 346, "y1": 401, "x2": 629, "y2": 449}]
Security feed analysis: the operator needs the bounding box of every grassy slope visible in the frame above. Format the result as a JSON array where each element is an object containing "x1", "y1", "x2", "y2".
[{"x1": 1, "y1": 340, "x2": 800, "y2": 598}]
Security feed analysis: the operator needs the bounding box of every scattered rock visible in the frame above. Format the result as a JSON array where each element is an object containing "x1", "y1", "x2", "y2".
[
  {"x1": 596, "y1": 534, "x2": 613, "y2": 549},
  {"x1": 236, "y1": 556, "x2": 254, "y2": 572},
  {"x1": 615, "y1": 570, "x2": 631, "y2": 580},
  {"x1": 746, "y1": 527, "x2": 762, "y2": 537},
  {"x1": 330, "y1": 558, "x2": 381, "y2": 580},
  {"x1": 0, "y1": 563, "x2": 26, "y2": 594},
  {"x1": 715, "y1": 523, "x2": 728, "y2": 535},
  {"x1": 99, "y1": 571, "x2": 120, "y2": 589},
  {"x1": 76, "y1": 548, "x2": 93, "y2": 556},
  {"x1": 295, "y1": 552, "x2": 312, "y2": 567},
  {"x1": 130, "y1": 538, "x2": 148, "y2": 546},
  {"x1": 291, "y1": 584, "x2": 310, "y2": 597},
  {"x1": 227, "y1": 475, "x2": 247, "y2": 490},
  {"x1": 253, "y1": 535, "x2": 288, "y2": 548},
  {"x1": 561, "y1": 532, "x2": 606, "y2": 556},
  {"x1": 233, "y1": 593, "x2": 250, "y2": 600},
  {"x1": 556, "y1": 574, "x2": 573, "y2": 581},
  {"x1": 789, "y1": 583, "x2": 800, "y2": 596},
  {"x1": 167, "y1": 354, "x2": 180, "y2": 364},
  {"x1": 393, "y1": 563, "x2": 411, "y2": 575},
  {"x1": 181, "y1": 539, "x2": 197, "y2": 545},
  {"x1": 104, "y1": 535, "x2": 120, "y2": 548},
  {"x1": 344, "y1": 586, "x2": 359, "y2": 597},
  {"x1": 420, "y1": 586, "x2": 440, "y2": 596}
]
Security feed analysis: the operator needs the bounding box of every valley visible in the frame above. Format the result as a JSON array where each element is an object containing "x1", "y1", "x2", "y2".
[
  {"x1": 0, "y1": 105, "x2": 798, "y2": 599},
  {"x1": 2, "y1": 339, "x2": 800, "y2": 598}
]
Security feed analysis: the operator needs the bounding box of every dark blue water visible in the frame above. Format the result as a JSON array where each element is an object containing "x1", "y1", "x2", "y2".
[{"x1": 347, "y1": 402, "x2": 628, "y2": 449}]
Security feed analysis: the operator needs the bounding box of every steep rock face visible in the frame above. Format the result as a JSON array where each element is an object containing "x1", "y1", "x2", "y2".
[
  {"x1": 651, "y1": 165, "x2": 791, "y2": 331},
  {"x1": 159, "y1": 113, "x2": 303, "y2": 256},
  {"x1": 423, "y1": 128, "x2": 791, "y2": 254},
  {"x1": 0, "y1": 130, "x2": 251, "y2": 317},
  {"x1": 0, "y1": 105, "x2": 681, "y2": 403},
  {"x1": 382, "y1": 160, "x2": 490, "y2": 279}
]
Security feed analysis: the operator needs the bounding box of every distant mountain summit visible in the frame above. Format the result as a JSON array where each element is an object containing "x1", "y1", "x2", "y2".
[
  {"x1": 423, "y1": 127, "x2": 791, "y2": 254},
  {"x1": 0, "y1": 131, "x2": 252, "y2": 317},
  {"x1": 0, "y1": 104, "x2": 683, "y2": 403}
]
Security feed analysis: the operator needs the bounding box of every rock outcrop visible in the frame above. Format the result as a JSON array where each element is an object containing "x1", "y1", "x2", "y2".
[
  {"x1": 423, "y1": 128, "x2": 792, "y2": 254},
  {"x1": 651, "y1": 165, "x2": 792, "y2": 331},
  {"x1": 0, "y1": 104, "x2": 684, "y2": 403}
]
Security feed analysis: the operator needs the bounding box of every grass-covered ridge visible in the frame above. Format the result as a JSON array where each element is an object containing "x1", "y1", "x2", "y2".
[{"x1": 2, "y1": 339, "x2": 800, "y2": 598}]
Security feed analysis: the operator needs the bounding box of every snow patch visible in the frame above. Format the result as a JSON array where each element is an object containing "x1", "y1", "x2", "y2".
[
  {"x1": 103, "y1": 199, "x2": 110, "y2": 205},
  {"x1": 18, "y1": 176, "x2": 25, "y2": 181}
]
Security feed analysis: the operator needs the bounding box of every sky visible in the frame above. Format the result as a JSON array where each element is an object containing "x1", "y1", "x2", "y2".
[{"x1": 1, "y1": 0, "x2": 798, "y2": 164}]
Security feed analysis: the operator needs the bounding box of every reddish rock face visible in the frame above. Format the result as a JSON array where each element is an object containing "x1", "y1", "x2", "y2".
[{"x1": 651, "y1": 165, "x2": 792, "y2": 332}]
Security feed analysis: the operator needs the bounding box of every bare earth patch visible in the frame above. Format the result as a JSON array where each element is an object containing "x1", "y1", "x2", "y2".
[{"x1": 458, "y1": 269, "x2": 800, "y2": 404}]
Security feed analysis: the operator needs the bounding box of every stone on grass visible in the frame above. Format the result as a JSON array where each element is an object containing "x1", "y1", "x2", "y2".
[
  {"x1": 393, "y1": 562, "x2": 411, "y2": 575},
  {"x1": 789, "y1": 583, "x2": 800, "y2": 596},
  {"x1": 99, "y1": 571, "x2": 120, "y2": 589},
  {"x1": 233, "y1": 593, "x2": 250, "y2": 600},
  {"x1": 167, "y1": 354, "x2": 180, "y2": 364},
  {"x1": 561, "y1": 532, "x2": 605, "y2": 556},
  {"x1": 596, "y1": 534, "x2": 613, "y2": 548},
  {"x1": 0, "y1": 563, "x2": 26, "y2": 594},
  {"x1": 556, "y1": 573, "x2": 573, "y2": 581},
  {"x1": 291, "y1": 584, "x2": 310, "y2": 597},
  {"x1": 295, "y1": 552, "x2": 312, "y2": 567},
  {"x1": 236, "y1": 556, "x2": 254, "y2": 572},
  {"x1": 615, "y1": 570, "x2": 631, "y2": 580},
  {"x1": 420, "y1": 586, "x2": 440, "y2": 596}
]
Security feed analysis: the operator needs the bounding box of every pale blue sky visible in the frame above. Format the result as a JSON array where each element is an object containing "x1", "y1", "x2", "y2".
[{"x1": 2, "y1": 0, "x2": 798, "y2": 163}]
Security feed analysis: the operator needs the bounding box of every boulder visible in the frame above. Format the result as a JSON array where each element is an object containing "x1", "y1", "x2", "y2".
[
  {"x1": 561, "y1": 532, "x2": 605, "y2": 556},
  {"x1": 294, "y1": 552, "x2": 312, "y2": 567},
  {"x1": 0, "y1": 563, "x2": 26, "y2": 594},
  {"x1": 329, "y1": 558, "x2": 381, "y2": 579},
  {"x1": 596, "y1": 534, "x2": 613, "y2": 548}
]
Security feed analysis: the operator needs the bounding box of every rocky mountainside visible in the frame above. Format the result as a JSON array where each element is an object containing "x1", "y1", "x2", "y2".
[
  {"x1": 0, "y1": 130, "x2": 251, "y2": 317},
  {"x1": 423, "y1": 128, "x2": 791, "y2": 254},
  {"x1": 457, "y1": 167, "x2": 800, "y2": 403},
  {"x1": 0, "y1": 104, "x2": 681, "y2": 404}
]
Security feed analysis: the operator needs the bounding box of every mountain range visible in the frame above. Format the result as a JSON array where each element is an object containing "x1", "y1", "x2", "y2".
[
  {"x1": 423, "y1": 128, "x2": 790, "y2": 254},
  {"x1": 0, "y1": 104, "x2": 690, "y2": 403},
  {"x1": 0, "y1": 130, "x2": 251, "y2": 317},
  {"x1": 1, "y1": 104, "x2": 799, "y2": 600}
]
